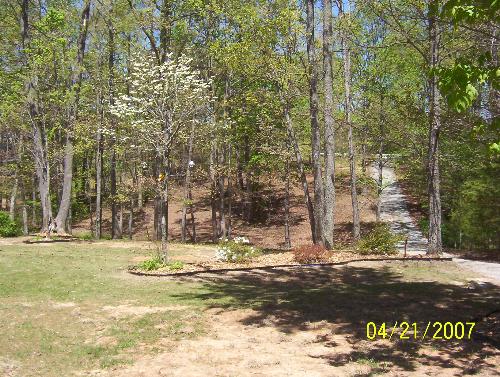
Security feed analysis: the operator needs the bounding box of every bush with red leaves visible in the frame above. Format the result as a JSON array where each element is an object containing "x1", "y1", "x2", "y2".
[{"x1": 292, "y1": 244, "x2": 331, "y2": 264}]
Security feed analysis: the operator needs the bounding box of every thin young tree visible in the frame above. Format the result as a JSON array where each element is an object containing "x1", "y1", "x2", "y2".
[
  {"x1": 306, "y1": 0, "x2": 324, "y2": 244},
  {"x1": 322, "y1": 0, "x2": 335, "y2": 249},
  {"x1": 339, "y1": 0, "x2": 360, "y2": 240}
]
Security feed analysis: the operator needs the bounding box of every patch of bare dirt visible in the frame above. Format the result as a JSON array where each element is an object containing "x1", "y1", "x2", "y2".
[
  {"x1": 101, "y1": 304, "x2": 188, "y2": 319},
  {"x1": 104, "y1": 308, "x2": 346, "y2": 377},
  {"x1": 51, "y1": 301, "x2": 77, "y2": 309},
  {"x1": 98, "y1": 307, "x2": 500, "y2": 377},
  {"x1": 98, "y1": 263, "x2": 500, "y2": 377},
  {"x1": 0, "y1": 357, "x2": 20, "y2": 377}
]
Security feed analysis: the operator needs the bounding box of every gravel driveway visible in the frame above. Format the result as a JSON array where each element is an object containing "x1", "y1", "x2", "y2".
[{"x1": 371, "y1": 162, "x2": 500, "y2": 284}]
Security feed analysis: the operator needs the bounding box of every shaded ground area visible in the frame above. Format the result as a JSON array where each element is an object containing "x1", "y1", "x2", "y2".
[{"x1": 107, "y1": 261, "x2": 500, "y2": 377}]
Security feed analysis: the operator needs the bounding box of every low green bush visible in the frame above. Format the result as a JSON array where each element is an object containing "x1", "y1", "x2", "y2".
[
  {"x1": 0, "y1": 211, "x2": 21, "y2": 237},
  {"x1": 139, "y1": 255, "x2": 165, "y2": 271},
  {"x1": 167, "y1": 261, "x2": 184, "y2": 271},
  {"x1": 77, "y1": 232, "x2": 93, "y2": 241},
  {"x1": 138, "y1": 256, "x2": 184, "y2": 272},
  {"x1": 357, "y1": 223, "x2": 404, "y2": 255}
]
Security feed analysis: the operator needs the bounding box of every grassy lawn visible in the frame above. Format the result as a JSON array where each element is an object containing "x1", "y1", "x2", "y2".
[
  {"x1": 0, "y1": 239, "x2": 498, "y2": 376},
  {"x1": 0, "y1": 239, "x2": 213, "y2": 376}
]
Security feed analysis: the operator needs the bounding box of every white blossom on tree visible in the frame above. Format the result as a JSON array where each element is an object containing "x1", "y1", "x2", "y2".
[{"x1": 110, "y1": 53, "x2": 213, "y2": 156}]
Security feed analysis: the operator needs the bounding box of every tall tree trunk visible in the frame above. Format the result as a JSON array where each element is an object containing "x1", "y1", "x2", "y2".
[
  {"x1": 108, "y1": 13, "x2": 120, "y2": 239},
  {"x1": 218, "y1": 146, "x2": 226, "y2": 238},
  {"x1": 22, "y1": 204, "x2": 29, "y2": 235},
  {"x1": 243, "y1": 135, "x2": 252, "y2": 223},
  {"x1": 282, "y1": 93, "x2": 316, "y2": 243},
  {"x1": 160, "y1": 176, "x2": 169, "y2": 262},
  {"x1": 21, "y1": 0, "x2": 52, "y2": 232},
  {"x1": 153, "y1": 157, "x2": 161, "y2": 240},
  {"x1": 33, "y1": 124, "x2": 52, "y2": 233},
  {"x1": 95, "y1": 89, "x2": 104, "y2": 239},
  {"x1": 181, "y1": 152, "x2": 188, "y2": 243},
  {"x1": 111, "y1": 150, "x2": 120, "y2": 238},
  {"x1": 9, "y1": 172, "x2": 18, "y2": 221},
  {"x1": 376, "y1": 94, "x2": 385, "y2": 222},
  {"x1": 322, "y1": 0, "x2": 335, "y2": 249},
  {"x1": 9, "y1": 135, "x2": 22, "y2": 221},
  {"x1": 427, "y1": 0, "x2": 442, "y2": 254},
  {"x1": 154, "y1": 196, "x2": 162, "y2": 240},
  {"x1": 284, "y1": 155, "x2": 291, "y2": 250},
  {"x1": 361, "y1": 127, "x2": 367, "y2": 175},
  {"x1": 20, "y1": 182, "x2": 28, "y2": 235},
  {"x1": 306, "y1": 0, "x2": 324, "y2": 244},
  {"x1": 54, "y1": 0, "x2": 91, "y2": 234},
  {"x1": 31, "y1": 179, "x2": 37, "y2": 228},
  {"x1": 227, "y1": 146, "x2": 232, "y2": 239},
  {"x1": 85, "y1": 156, "x2": 94, "y2": 231},
  {"x1": 128, "y1": 199, "x2": 133, "y2": 240},
  {"x1": 181, "y1": 123, "x2": 195, "y2": 242},
  {"x1": 160, "y1": 103, "x2": 173, "y2": 261},
  {"x1": 210, "y1": 140, "x2": 218, "y2": 242},
  {"x1": 137, "y1": 173, "x2": 143, "y2": 209},
  {"x1": 376, "y1": 99, "x2": 384, "y2": 222},
  {"x1": 340, "y1": 1, "x2": 360, "y2": 240},
  {"x1": 225, "y1": 76, "x2": 233, "y2": 237},
  {"x1": 118, "y1": 202, "x2": 123, "y2": 237}
]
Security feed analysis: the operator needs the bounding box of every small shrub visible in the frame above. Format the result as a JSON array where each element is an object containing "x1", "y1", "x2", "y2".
[
  {"x1": 77, "y1": 232, "x2": 93, "y2": 241},
  {"x1": 215, "y1": 237, "x2": 260, "y2": 263},
  {"x1": 293, "y1": 244, "x2": 330, "y2": 264},
  {"x1": 357, "y1": 174, "x2": 377, "y2": 193},
  {"x1": 139, "y1": 255, "x2": 165, "y2": 271},
  {"x1": 167, "y1": 261, "x2": 184, "y2": 271},
  {"x1": 0, "y1": 211, "x2": 21, "y2": 237},
  {"x1": 357, "y1": 223, "x2": 404, "y2": 255}
]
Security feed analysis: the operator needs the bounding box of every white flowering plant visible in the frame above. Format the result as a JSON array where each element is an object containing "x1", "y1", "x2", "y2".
[
  {"x1": 215, "y1": 237, "x2": 261, "y2": 263},
  {"x1": 110, "y1": 53, "x2": 213, "y2": 154}
]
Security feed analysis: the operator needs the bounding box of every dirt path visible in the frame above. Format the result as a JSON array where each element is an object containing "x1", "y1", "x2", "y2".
[
  {"x1": 370, "y1": 163, "x2": 428, "y2": 254},
  {"x1": 371, "y1": 163, "x2": 500, "y2": 284}
]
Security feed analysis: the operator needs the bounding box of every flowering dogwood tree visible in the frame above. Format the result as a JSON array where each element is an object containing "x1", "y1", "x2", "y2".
[{"x1": 111, "y1": 53, "x2": 213, "y2": 261}]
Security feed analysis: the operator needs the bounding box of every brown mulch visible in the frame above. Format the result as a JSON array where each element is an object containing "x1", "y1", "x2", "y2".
[{"x1": 129, "y1": 252, "x2": 451, "y2": 277}]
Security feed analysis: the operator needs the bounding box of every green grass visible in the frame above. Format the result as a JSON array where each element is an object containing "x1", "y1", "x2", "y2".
[{"x1": 0, "y1": 240, "x2": 211, "y2": 376}]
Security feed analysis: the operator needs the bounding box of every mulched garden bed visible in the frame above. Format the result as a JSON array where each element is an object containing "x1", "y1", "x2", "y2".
[
  {"x1": 24, "y1": 235, "x2": 82, "y2": 244},
  {"x1": 128, "y1": 251, "x2": 452, "y2": 277}
]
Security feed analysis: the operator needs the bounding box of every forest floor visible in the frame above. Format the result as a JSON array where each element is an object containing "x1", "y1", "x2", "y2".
[
  {"x1": 0, "y1": 239, "x2": 499, "y2": 377},
  {"x1": 72, "y1": 160, "x2": 377, "y2": 250}
]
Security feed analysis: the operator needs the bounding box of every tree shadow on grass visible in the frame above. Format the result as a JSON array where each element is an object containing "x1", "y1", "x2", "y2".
[{"x1": 173, "y1": 263, "x2": 500, "y2": 375}]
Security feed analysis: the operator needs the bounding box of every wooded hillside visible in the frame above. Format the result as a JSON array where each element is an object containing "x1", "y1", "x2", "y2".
[{"x1": 0, "y1": 0, "x2": 498, "y2": 256}]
